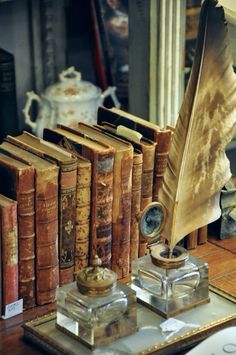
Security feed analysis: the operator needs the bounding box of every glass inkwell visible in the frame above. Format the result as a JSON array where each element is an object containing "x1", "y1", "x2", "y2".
[
  {"x1": 56, "y1": 255, "x2": 137, "y2": 348},
  {"x1": 132, "y1": 202, "x2": 209, "y2": 318}
]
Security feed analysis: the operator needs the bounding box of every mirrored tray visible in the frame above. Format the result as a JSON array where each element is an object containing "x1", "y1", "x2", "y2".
[{"x1": 23, "y1": 291, "x2": 236, "y2": 355}]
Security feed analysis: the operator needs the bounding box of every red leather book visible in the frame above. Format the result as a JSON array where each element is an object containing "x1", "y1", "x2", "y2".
[
  {"x1": 0, "y1": 194, "x2": 18, "y2": 310},
  {"x1": 1, "y1": 141, "x2": 59, "y2": 305},
  {"x1": 7, "y1": 132, "x2": 77, "y2": 286},
  {"x1": 0, "y1": 150, "x2": 35, "y2": 309}
]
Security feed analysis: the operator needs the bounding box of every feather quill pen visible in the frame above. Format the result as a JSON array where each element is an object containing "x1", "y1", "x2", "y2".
[{"x1": 158, "y1": 0, "x2": 236, "y2": 252}]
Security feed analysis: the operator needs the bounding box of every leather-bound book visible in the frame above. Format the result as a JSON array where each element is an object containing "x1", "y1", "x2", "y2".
[
  {"x1": 130, "y1": 149, "x2": 143, "y2": 261},
  {"x1": 54, "y1": 138, "x2": 92, "y2": 271},
  {"x1": 97, "y1": 106, "x2": 173, "y2": 201},
  {"x1": 7, "y1": 132, "x2": 77, "y2": 286},
  {"x1": 198, "y1": 225, "x2": 208, "y2": 245},
  {"x1": 74, "y1": 123, "x2": 133, "y2": 280},
  {"x1": 0, "y1": 194, "x2": 18, "y2": 311},
  {"x1": 95, "y1": 123, "x2": 152, "y2": 257},
  {"x1": 1, "y1": 141, "x2": 59, "y2": 305},
  {"x1": 185, "y1": 229, "x2": 198, "y2": 250},
  {"x1": 0, "y1": 150, "x2": 35, "y2": 309},
  {"x1": 43, "y1": 127, "x2": 114, "y2": 269}
]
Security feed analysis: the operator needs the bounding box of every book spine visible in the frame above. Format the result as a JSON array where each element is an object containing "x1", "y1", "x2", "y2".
[
  {"x1": 59, "y1": 166, "x2": 77, "y2": 285},
  {"x1": 17, "y1": 168, "x2": 36, "y2": 309},
  {"x1": 91, "y1": 152, "x2": 114, "y2": 268},
  {"x1": 198, "y1": 225, "x2": 208, "y2": 245},
  {"x1": 186, "y1": 229, "x2": 198, "y2": 250},
  {"x1": 1, "y1": 202, "x2": 18, "y2": 308},
  {"x1": 141, "y1": 146, "x2": 156, "y2": 209},
  {"x1": 130, "y1": 152, "x2": 142, "y2": 261},
  {"x1": 112, "y1": 150, "x2": 133, "y2": 279},
  {"x1": 153, "y1": 131, "x2": 172, "y2": 201},
  {"x1": 75, "y1": 163, "x2": 91, "y2": 272},
  {"x1": 36, "y1": 168, "x2": 59, "y2": 305},
  {"x1": 0, "y1": 49, "x2": 18, "y2": 142}
]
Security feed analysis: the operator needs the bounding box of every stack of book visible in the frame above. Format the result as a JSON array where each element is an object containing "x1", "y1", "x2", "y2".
[{"x1": 1, "y1": 105, "x2": 194, "y2": 314}]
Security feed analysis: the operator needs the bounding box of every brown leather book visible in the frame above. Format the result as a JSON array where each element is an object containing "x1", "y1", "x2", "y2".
[
  {"x1": 97, "y1": 106, "x2": 173, "y2": 201},
  {"x1": 7, "y1": 132, "x2": 77, "y2": 286},
  {"x1": 186, "y1": 229, "x2": 198, "y2": 250},
  {"x1": 53, "y1": 139, "x2": 92, "y2": 271},
  {"x1": 0, "y1": 194, "x2": 18, "y2": 313},
  {"x1": 0, "y1": 141, "x2": 59, "y2": 306},
  {"x1": 95, "y1": 123, "x2": 151, "y2": 257},
  {"x1": 0, "y1": 150, "x2": 35, "y2": 309},
  {"x1": 130, "y1": 149, "x2": 143, "y2": 261},
  {"x1": 43, "y1": 127, "x2": 114, "y2": 269},
  {"x1": 74, "y1": 123, "x2": 134, "y2": 280},
  {"x1": 198, "y1": 225, "x2": 208, "y2": 245}
]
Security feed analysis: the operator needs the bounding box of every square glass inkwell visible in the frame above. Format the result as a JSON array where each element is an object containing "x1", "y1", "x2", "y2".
[
  {"x1": 132, "y1": 202, "x2": 209, "y2": 318},
  {"x1": 56, "y1": 256, "x2": 137, "y2": 348}
]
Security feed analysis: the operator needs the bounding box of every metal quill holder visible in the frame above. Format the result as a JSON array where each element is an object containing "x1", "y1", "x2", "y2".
[{"x1": 131, "y1": 203, "x2": 210, "y2": 318}]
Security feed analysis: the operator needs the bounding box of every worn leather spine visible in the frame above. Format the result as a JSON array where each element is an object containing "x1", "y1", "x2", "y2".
[
  {"x1": 59, "y1": 166, "x2": 77, "y2": 285},
  {"x1": 36, "y1": 168, "x2": 59, "y2": 304},
  {"x1": 152, "y1": 130, "x2": 172, "y2": 201},
  {"x1": 130, "y1": 150, "x2": 143, "y2": 261},
  {"x1": 16, "y1": 168, "x2": 35, "y2": 308},
  {"x1": 0, "y1": 195, "x2": 18, "y2": 309},
  {"x1": 198, "y1": 225, "x2": 208, "y2": 245},
  {"x1": 0, "y1": 152, "x2": 36, "y2": 309},
  {"x1": 75, "y1": 157, "x2": 91, "y2": 271}
]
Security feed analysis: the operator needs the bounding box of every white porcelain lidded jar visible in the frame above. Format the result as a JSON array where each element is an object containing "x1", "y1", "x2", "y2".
[{"x1": 23, "y1": 67, "x2": 119, "y2": 137}]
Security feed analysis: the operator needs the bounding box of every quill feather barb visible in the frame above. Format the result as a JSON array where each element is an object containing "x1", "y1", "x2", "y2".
[{"x1": 159, "y1": 0, "x2": 236, "y2": 250}]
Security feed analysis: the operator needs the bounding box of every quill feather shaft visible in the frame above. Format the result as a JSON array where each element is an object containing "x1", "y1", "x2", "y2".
[{"x1": 159, "y1": 0, "x2": 236, "y2": 250}]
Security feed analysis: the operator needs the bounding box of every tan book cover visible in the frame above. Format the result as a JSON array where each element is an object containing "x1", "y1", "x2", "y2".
[
  {"x1": 75, "y1": 123, "x2": 134, "y2": 280},
  {"x1": 7, "y1": 132, "x2": 77, "y2": 286},
  {"x1": 43, "y1": 127, "x2": 114, "y2": 269},
  {"x1": 0, "y1": 141, "x2": 59, "y2": 306}
]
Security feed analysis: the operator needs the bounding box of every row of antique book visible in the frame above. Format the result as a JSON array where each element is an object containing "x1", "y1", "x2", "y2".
[{"x1": 0, "y1": 106, "x2": 206, "y2": 314}]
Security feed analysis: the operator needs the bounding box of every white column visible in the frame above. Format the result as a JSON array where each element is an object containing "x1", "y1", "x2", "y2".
[{"x1": 149, "y1": 0, "x2": 186, "y2": 127}]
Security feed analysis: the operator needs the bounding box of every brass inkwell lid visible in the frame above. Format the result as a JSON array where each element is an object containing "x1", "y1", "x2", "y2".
[
  {"x1": 76, "y1": 255, "x2": 117, "y2": 296},
  {"x1": 139, "y1": 202, "x2": 189, "y2": 269}
]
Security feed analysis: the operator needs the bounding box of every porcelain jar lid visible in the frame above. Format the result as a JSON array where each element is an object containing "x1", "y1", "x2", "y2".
[
  {"x1": 44, "y1": 67, "x2": 101, "y2": 102},
  {"x1": 76, "y1": 256, "x2": 117, "y2": 296}
]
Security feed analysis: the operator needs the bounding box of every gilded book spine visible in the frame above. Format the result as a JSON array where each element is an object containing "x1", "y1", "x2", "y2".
[
  {"x1": 17, "y1": 168, "x2": 36, "y2": 309},
  {"x1": 75, "y1": 162, "x2": 91, "y2": 271},
  {"x1": 1, "y1": 200, "x2": 18, "y2": 308},
  {"x1": 59, "y1": 166, "x2": 77, "y2": 285},
  {"x1": 92, "y1": 153, "x2": 114, "y2": 268},
  {"x1": 36, "y1": 168, "x2": 59, "y2": 305},
  {"x1": 130, "y1": 152, "x2": 142, "y2": 261},
  {"x1": 153, "y1": 131, "x2": 172, "y2": 201},
  {"x1": 141, "y1": 146, "x2": 156, "y2": 209},
  {"x1": 112, "y1": 151, "x2": 133, "y2": 279}
]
